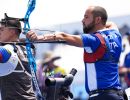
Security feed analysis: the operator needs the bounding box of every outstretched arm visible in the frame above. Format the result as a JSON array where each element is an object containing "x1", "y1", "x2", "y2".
[{"x1": 26, "y1": 31, "x2": 83, "y2": 47}]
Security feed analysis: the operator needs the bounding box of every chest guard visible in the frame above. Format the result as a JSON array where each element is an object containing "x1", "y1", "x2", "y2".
[{"x1": 84, "y1": 33, "x2": 107, "y2": 63}]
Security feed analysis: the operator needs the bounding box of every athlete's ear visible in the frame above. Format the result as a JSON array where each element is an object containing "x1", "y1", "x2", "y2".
[{"x1": 95, "y1": 16, "x2": 102, "y2": 25}]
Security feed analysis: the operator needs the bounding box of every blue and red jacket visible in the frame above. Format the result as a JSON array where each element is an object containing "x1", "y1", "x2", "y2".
[{"x1": 81, "y1": 29, "x2": 122, "y2": 93}]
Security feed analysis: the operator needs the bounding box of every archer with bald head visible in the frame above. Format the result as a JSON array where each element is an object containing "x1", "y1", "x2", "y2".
[{"x1": 27, "y1": 6, "x2": 124, "y2": 100}]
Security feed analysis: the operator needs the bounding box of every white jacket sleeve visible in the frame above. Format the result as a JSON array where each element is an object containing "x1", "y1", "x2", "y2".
[{"x1": 0, "y1": 45, "x2": 18, "y2": 76}]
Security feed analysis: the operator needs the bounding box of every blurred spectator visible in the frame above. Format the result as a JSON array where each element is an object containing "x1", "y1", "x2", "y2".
[
  {"x1": 37, "y1": 51, "x2": 67, "y2": 100},
  {"x1": 119, "y1": 31, "x2": 130, "y2": 89},
  {"x1": 42, "y1": 51, "x2": 66, "y2": 76},
  {"x1": 123, "y1": 52, "x2": 130, "y2": 87}
]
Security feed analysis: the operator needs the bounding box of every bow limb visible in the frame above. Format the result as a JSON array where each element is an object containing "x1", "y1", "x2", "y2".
[
  {"x1": 23, "y1": 0, "x2": 43, "y2": 99},
  {"x1": 24, "y1": 0, "x2": 36, "y2": 71}
]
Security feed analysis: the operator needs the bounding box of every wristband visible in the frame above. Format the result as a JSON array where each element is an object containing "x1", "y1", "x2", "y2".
[{"x1": 53, "y1": 33, "x2": 56, "y2": 40}]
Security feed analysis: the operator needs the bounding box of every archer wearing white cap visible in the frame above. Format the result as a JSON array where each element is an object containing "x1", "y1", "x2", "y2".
[{"x1": 37, "y1": 51, "x2": 67, "y2": 100}]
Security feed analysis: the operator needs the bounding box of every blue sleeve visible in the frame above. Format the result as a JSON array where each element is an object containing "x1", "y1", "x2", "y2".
[
  {"x1": 0, "y1": 47, "x2": 11, "y2": 63},
  {"x1": 81, "y1": 34, "x2": 100, "y2": 51}
]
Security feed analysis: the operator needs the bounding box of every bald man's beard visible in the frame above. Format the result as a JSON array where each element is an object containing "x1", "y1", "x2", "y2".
[{"x1": 83, "y1": 21, "x2": 95, "y2": 33}]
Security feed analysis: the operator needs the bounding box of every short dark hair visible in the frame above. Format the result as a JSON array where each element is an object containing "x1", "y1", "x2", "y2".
[
  {"x1": 92, "y1": 6, "x2": 108, "y2": 25},
  {"x1": 0, "y1": 13, "x2": 22, "y2": 34}
]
